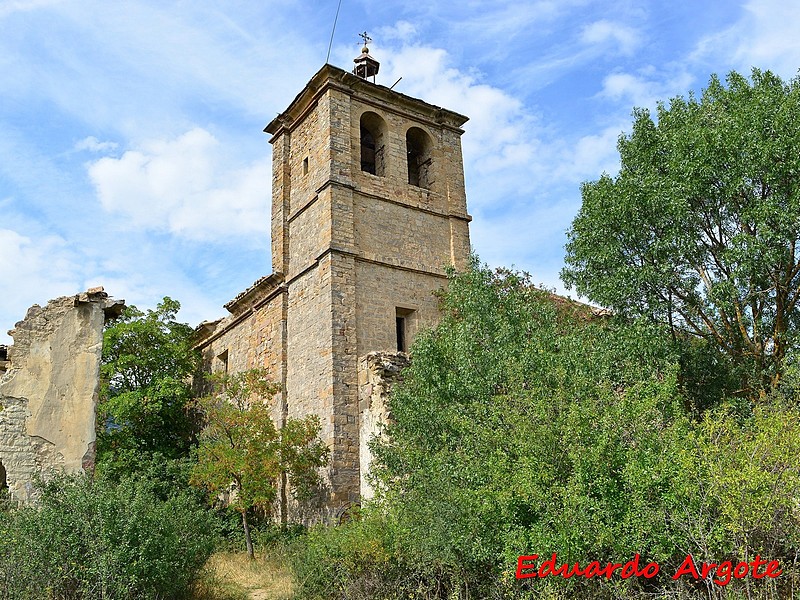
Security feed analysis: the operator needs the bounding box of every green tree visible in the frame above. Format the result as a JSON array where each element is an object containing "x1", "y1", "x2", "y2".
[
  {"x1": 290, "y1": 262, "x2": 800, "y2": 599},
  {"x1": 364, "y1": 263, "x2": 691, "y2": 597},
  {"x1": 190, "y1": 369, "x2": 329, "y2": 558},
  {"x1": 97, "y1": 297, "x2": 201, "y2": 475},
  {"x1": 562, "y1": 69, "x2": 800, "y2": 392}
]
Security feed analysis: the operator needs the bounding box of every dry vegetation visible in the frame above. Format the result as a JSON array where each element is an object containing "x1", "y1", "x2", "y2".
[{"x1": 192, "y1": 551, "x2": 294, "y2": 600}]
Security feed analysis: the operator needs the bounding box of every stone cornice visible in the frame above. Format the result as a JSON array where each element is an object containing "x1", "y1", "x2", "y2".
[
  {"x1": 223, "y1": 272, "x2": 285, "y2": 316},
  {"x1": 264, "y1": 64, "x2": 469, "y2": 140}
]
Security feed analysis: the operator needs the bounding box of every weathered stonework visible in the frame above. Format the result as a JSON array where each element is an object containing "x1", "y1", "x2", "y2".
[
  {"x1": 0, "y1": 288, "x2": 124, "y2": 503},
  {"x1": 358, "y1": 351, "x2": 410, "y2": 501},
  {"x1": 196, "y1": 62, "x2": 471, "y2": 521}
]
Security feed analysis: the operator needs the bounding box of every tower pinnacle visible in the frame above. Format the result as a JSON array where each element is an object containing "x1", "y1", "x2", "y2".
[{"x1": 353, "y1": 31, "x2": 379, "y2": 81}]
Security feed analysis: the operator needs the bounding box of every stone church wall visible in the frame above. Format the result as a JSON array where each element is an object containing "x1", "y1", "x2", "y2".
[
  {"x1": 196, "y1": 63, "x2": 471, "y2": 521},
  {"x1": 196, "y1": 280, "x2": 286, "y2": 427},
  {"x1": 354, "y1": 260, "x2": 445, "y2": 356}
]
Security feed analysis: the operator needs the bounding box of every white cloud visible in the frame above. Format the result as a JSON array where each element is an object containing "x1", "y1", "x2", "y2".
[
  {"x1": 377, "y1": 21, "x2": 418, "y2": 43},
  {"x1": 556, "y1": 125, "x2": 623, "y2": 182},
  {"x1": 87, "y1": 128, "x2": 270, "y2": 241},
  {"x1": 0, "y1": 229, "x2": 81, "y2": 344},
  {"x1": 580, "y1": 20, "x2": 641, "y2": 55},
  {"x1": 75, "y1": 136, "x2": 118, "y2": 153},
  {"x1": 599, "y1": 68, "x2": 694, "y2": 109},
  {"x1": 600, "y1": 72, "x2": 656, "y2": 106},
  {"x1": 692, "y1": 0, "x2": 800, "y2": 79},
  {"x1": 452, "y1": 0, "x2": 589, "y2": 41}
]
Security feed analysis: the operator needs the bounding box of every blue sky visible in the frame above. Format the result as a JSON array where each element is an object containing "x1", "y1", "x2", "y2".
[{"x1": 2, "y1": 0, "x2": 800, "y2": 343}]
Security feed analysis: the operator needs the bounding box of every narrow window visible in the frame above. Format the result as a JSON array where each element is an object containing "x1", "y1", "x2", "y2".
[
  {"x1": 0, "y1": 460, "x2": 7, "y2": 493},
  {"x1": 360, "y1": 112, "x2": 387, "y2": 177},
  {"x1": 406, "y1": 127, "x2": 433, "y2": 189},
  {"x1": 396, "y1": 316, "x2": 406, "y2": 352},
  {"x1": 395, "y1": 308, "x2": 415, "y2": 352},
  {"x1": 302, "y1": 157, "x2": 309, "y2": 175}
]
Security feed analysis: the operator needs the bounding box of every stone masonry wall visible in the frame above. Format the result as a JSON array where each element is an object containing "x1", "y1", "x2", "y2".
[
  {"x1": 196, "y1": 64, "x2": 471, "y2": 522},
  {"x1": 354, "y1": 260, "x2": 446, "y2": 357},
  {"x1": 354, "y1": 194, "x2": 453, "y2": 273},
  {"x1": 197, "y1": 289, "x2": 286, "y2": 428},
  {"x1": 0, "y1": 289, "x2": 123, "y2": 503}
]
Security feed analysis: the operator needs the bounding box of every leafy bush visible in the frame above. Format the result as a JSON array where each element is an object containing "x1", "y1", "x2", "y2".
[
  {"x1": 289, "y1": 514, "x2": 407, "y2": 600},
  {"x1": 289, "y1": 263, "x2": 800, "y2": 599},
  {"x1": 0, "y1": 472, "x2": 216, "y2": 600}
]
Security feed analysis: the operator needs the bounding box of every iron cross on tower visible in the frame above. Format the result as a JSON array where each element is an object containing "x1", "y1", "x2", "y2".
[{"x1": 353, "y1": 31, "x2": 379, "y2": 81}]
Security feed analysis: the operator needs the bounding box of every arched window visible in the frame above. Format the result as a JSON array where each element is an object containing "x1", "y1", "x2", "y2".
[
  {"x1": 406, "y1": 127, "x2": 433, "y2": 189},
  {"x1": 360, "y1": 112, "x2": 387, "y2": 176}
]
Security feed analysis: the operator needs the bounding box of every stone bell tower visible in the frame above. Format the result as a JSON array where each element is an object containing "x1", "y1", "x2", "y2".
[{"x1": 197, "y1": 42, "x2": 471, "y2": 520}]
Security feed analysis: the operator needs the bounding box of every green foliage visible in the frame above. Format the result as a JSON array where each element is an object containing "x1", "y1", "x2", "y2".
[
  {"x1": 0, "y1": 472, "x2": 216, "y2": 600},
  {"x1": 367, "y1": 264, "x2": 689, "y2": 596},
  {"x1": 191, "y1": 370, "x2": 283, "y2": 517},
  {"x1": 290, "y1": 262, "x2": 800, "y2": 599},
  {"x1": 289, "y1": 515, "x2": 401, "y2": 600},
  {"x1": 674, "y1": 399, "x2": 800, "y2": 561},
  {"x1": 562, "y1": 69, "x2": 800, "y2": 393},
  {"x1": 97, "y1": 297, "x2": 201, "y2": 471},
  {"x1": 191, "y1": 369, "x2": 329, "y2": 557}
]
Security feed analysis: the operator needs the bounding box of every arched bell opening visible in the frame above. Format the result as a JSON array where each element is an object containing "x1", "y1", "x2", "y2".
[
  {"x1": 406, "y1": 127, "x2": 433, "y2": 189},
  {"x1": 360, "y1": 112, "x2": 388, "y2": 177}
]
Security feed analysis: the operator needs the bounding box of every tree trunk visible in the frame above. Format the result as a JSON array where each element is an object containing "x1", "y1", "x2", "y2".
[
  {"x1": 242, "y1": 509, "x2": 255, "y2": 559},
  {"x1": 280, "y1": 470, "x2": 288, "y2": 526}
]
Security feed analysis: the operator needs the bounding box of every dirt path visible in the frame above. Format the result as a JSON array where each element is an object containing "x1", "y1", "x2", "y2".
[{"x1": 205, "y1": 551, "x2": 294, "y2": 600}]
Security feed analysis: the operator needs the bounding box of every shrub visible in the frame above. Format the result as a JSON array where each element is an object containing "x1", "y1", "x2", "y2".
[
  {"x1": 0, "y1": 472, "x2": 216, "y2": 599},
  {"x1": 289, "y1": 264, "x2": 800, "y2": 599},
  {"x1": 289, "y1": 514, "x2": 407, "y2": 600}
]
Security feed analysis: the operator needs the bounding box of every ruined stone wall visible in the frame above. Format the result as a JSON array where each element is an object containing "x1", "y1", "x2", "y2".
[
  {"x1": 0, "y1": 346, "x2": 8, "y2": 377},
  {"x1": 358, "y1": 351, "x2": 410, "y2": 501},
  {"x1": 0, "y1": 289, "x2": 123, "y2": 503}
]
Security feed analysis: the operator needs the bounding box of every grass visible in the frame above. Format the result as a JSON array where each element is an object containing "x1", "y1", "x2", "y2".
[{"x1": 191, "y1": 550, "x2": 295, "y2": 600}]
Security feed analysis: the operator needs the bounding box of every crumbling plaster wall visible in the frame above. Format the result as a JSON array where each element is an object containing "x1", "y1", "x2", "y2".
[
  {"x1": 358, "y1": 351, "x2": 410, "y2": 501},
  {"x1": 0, "y1": 289, "x2": 123, "y2": 502}
]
